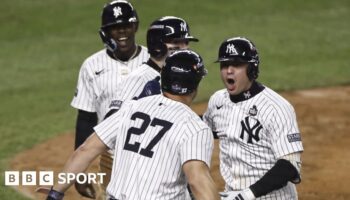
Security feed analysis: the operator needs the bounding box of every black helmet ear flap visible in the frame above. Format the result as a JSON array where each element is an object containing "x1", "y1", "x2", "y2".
[
  {"x1": 99, "y1": 29, "x2": 117, "y2": 52},
  {"x1": 247, "y1": 63, "x2": 259, "y2": 80},
  {"x1": 147, "y1": 28, "x2": 168, "y2": 58}
]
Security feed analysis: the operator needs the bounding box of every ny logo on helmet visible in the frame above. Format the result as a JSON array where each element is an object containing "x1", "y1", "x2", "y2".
[
  {"x1": 180, "y1": 22, "x2": 187, "y2": 32},
  {"x1": 113, "y1": 7, "x2": 122, "y2": 18},
  {"x1": 226, "y1": 44, "x2": 238, "y2": 55}
]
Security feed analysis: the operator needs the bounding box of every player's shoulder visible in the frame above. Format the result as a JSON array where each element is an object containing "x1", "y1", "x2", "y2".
[
  {"x1": 259, "y1": 85, "x2": 295, "y2": 112},
  {"x1": 135, "y1": 95, "x2": 209, "y2": 130},
  {"x1": 84, "y1": 49, "x2": 107, "y2": 62},
  {"x1": 128, "y1": 63, "x2": 159, "y2": 78},
  {"x1": 139, "y1": 45, "x2": 148, "y2": 53},
  {"x1": 139, "y1": 95, "x2": 198, "y2": 118},
  {"x1": 179, "y1": 105, "x2": 211, "y2": 135},
  {"x1": 167, "y1": 99, "x2": 207, "y2": 126},
  {"x1": 117, "y1": 95, "x2": 142, "y2": 109},
  {"x1": 125, "y1": 63, "x2": 148, "y2": 78},
  {"x1": 135, "y1": 45, "x2": 149, "y2": 58},
  {"x1": 207, "y1": 89, "x2": 229, "y2": 106},
  {"x1": 80, "y1": 49, "x2": 108, "y2": 69},
  {"x1": 131, "y1": 94, "x2": 161, "y2": 107},
  {"x1": 261, "y1": 86, "x2": 292, "y2": 105},
  {"x1": 210, "y1": 89, "x2": 228, "y2": 99}
]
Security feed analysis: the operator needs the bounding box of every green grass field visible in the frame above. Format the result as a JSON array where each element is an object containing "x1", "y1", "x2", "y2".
[{"x1": 1, "y1": 0, "x2": 349, "y2": 199}]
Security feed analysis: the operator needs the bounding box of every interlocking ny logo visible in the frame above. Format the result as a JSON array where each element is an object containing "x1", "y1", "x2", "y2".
[
  {"x1": 240, "y1": 116, "x2": 263, "y2": 144},
  {"x1": 226, "y1": 44, "x2": 238, "y2": 55},
  {"x1": 243, "y1": 91, "x2": 251, "y2": 99},
  {"x1": 113, "y1": 7, "x2": 122, "y2": 18}
]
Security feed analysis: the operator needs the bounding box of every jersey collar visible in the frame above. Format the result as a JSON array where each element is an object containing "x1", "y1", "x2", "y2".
[
  {"x1": 229, "y1": 81, "x2": 265, "y2": 103},
  {"x1": 146, "y1": 58, "x2": 162, "y2": 73},
  {"x1": 106, "y1": 45, "x2": 142, "y2": 62}
]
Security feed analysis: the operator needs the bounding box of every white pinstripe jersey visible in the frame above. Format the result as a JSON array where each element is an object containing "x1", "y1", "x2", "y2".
[
  {"x1": 71, "y1": 47, "x2": 149, "y2": 121},
  {"x1": 94, "y1": 94, "x2": 214, "y2": 200},
  {"x1": 109, "y1": 60, "x2": 161, "y2": 110},
  {"x1": 203, "y1": 83, "x2": 303, "y2": 200}
]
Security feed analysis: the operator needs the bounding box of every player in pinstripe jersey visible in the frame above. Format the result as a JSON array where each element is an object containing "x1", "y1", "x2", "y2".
[
  {"x1": 203, "y1": 37, "x2": 304, "y2": 200},
  {"x1": 70, "y1": 1, "x2": 149, "y2": 198},
  {"x1": 97, "y1": 16, "x2": 200, "y2": 200},
  {"x1": 106, "y1": 16, "x2": 199, "y2": 118},
  {"x1": 41, "y1": 50, "x2": 220, "y2": 200}
]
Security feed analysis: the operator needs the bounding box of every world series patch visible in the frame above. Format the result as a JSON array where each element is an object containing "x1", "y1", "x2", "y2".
[
  {"x1": 109, "y1": 100, "x2": 123, "y2": 109},
  {"x1": 287, "y1": 133, "x2": 301, "y2": 142}
]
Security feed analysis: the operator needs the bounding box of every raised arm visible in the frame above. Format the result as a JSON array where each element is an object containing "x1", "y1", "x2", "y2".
[
  {"x1": 183, "y1": 160, "x2": 220, "y2": 200},
  {"x1": 38, "y1": 133, "x2": 108, "y2": 200}
]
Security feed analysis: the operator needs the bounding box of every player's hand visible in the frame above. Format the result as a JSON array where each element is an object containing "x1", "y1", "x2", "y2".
[
  {"x1": 219, "y1": 191, "x2": 240, "y2": 200},
  {"x1": 36, "y1": 186, "x2": 64, "y2": 200},
  {"x1": 36, "y1": 186, "x2": 51, "y2": 195},
  {"x1": 74, "y1": 182, "x2": 96, "y2": 199},
  {"x1": 220, "y1": 188, "x2": 255, "y2": 200},
  {"x1": 136, "y1": 76, "x2": 161, "y2": 99}
]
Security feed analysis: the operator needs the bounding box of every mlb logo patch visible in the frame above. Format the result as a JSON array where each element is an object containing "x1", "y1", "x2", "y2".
[{"x1": 287, "y1": 133, "x2": 301, "y2": 142}]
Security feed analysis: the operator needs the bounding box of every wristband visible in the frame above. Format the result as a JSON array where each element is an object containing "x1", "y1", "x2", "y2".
[{"x1": 46, "y1": 187, "x2": 64, "y2": 200}]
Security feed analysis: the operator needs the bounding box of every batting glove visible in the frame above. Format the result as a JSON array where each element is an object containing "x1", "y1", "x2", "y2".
[{"x1": 220, "y1": 188, "x2": 255, "y2": 200}]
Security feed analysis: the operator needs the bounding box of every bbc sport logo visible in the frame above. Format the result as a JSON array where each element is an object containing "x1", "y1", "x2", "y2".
[{"x1": 5, "y1": 171, "x2": 106, "y2": 186}]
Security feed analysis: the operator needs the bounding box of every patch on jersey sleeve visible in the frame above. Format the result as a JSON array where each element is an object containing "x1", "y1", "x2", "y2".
[
  {"x1": 287, "y1": 133, "x2": 302, "y2": 142},
  {"x1": 74, "y1": 88, "x2": 78, "y2": 97},
  {"x1": 109, "y1": 100, "x2": 123, "y2": 109}
]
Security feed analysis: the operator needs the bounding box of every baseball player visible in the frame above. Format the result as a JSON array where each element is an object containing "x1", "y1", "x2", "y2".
[
  {"x1": 203, "y1": 37, "x2": 304, "y2": 200},
  {"x1": 106, "y1": 16, "x2": 199, "y2": 117},
  {"x1": 98, "y1": 16, "x2": 200, "y2": 200},
  {"x1": 40, "y1": 50, "x2": 220, "y2": 200},
  {"x1": 70, "y1": 0, "x2": 149, "y2": 198}
]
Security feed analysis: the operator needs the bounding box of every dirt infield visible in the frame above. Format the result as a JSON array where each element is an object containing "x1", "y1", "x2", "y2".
[{"x1": 9, "y1": 86, "x2": 350, "y2": 200}]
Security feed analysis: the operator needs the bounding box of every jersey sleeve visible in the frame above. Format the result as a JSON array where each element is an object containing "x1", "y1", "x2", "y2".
[
  {"x1": 71, "y1": 62, "x2": 96, "y2": 112},
  {"x1": 270, "y1": 103, "x2": 304, "y2": 158},
  {"x1": 180, "y1": 121, "x2": 214, "y2": 168},
  {"x1": 109, "y1": 74, "x2": 147, "y2": 110},
  {"x1": 94, "y1": 102, "x2": 131, "y2": 150},
  {"x1": 202, "y1": 95, "x2": 215, "y2": 131}
]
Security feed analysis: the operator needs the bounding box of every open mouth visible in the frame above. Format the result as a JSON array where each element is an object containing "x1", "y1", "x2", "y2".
[
  {"x1": 115, "y1": 37, "x2": 129, "y2": 48},
  {"x1": 226, "y1": 78, "x2": 236, "y2": 91},
  {"x1": 117, "y1": 37, "x2": 128, "y2": 42},
  {"x1": 227, "y1": 78, "x2": 235, "y2": 84}
]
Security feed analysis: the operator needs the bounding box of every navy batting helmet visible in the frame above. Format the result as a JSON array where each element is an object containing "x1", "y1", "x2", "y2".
[
  {"x1": 99, "y1": 0, "x2": 138, "y2": 52},
  {"x1": 216, "y1": 37, "x2": 260, "y2": 80},
  {"x1": 161, "y1": 50, "x2": 207, "y2": 95},
  {"x1": 147, "y1": 16, "x2": 198, "y2": 58},
  {"x1": 101, "y1": 0, "x2": 138, "y2": 28}
]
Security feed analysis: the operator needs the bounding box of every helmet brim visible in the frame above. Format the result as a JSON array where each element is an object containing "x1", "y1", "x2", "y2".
[
  {"x1": 214, "y1": 57, "x2": 250, "y2": 63},
  {"x1": 185, "y1": 36, "x2": 199, "y2": 42},
  {"x1": 101, "y1": 18, "x2": 138, "y2": 29},
  {"x1": 167, "y1": 37, "x2": 199, "y2": 43}
]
